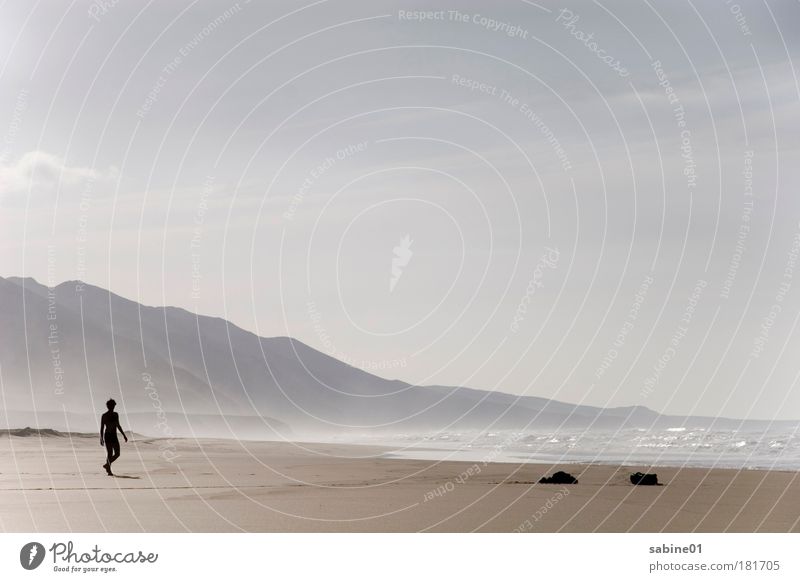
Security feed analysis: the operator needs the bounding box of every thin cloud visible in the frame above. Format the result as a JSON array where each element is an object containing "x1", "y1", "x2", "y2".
[{"x1": 0, "y1": 150, "x2": 116, "y2": 198}]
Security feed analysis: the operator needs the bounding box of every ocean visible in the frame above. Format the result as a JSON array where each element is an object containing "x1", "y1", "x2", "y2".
[{"x1": 351, "y1": 427, "x2": 800, "y2": 471}]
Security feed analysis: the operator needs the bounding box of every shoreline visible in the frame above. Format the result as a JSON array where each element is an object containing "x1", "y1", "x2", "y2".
[
  {"x1": 379, "y1": 448, "x2": 800, "y2": 473},
  {"x1": 3, "y1": 429, "x2": 799, "y2": 473}
]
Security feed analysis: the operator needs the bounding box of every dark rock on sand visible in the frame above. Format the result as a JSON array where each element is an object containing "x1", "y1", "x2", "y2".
[
  {"x1": 630, "y1": 472, "x2": 660, "y2": 485},
  {"x1": 539, "y1": 470, "x2": 579, "y2": 484}
]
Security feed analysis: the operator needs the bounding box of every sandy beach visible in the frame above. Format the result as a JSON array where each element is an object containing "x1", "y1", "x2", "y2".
[{"x1": 1, "y1": 433, "x2": 798, "y2": 533}]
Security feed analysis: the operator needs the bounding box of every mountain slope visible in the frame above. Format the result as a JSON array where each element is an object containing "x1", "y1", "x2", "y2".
[{"x1": 0, "y1": 277, "x2": 792, "y2": 438}]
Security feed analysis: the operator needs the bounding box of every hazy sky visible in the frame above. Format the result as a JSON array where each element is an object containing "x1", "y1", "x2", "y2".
[{"x1": 1, "y1": 0, "x2": 799, "y2": 419}]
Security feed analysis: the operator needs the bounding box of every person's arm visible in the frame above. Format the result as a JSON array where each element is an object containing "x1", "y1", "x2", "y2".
[
  {"x1": 117, "y1": 418, "x2": 128, "y2": 442},
  {"x1": 100, "y1": 415, "x2": 105, "y2": 446}
]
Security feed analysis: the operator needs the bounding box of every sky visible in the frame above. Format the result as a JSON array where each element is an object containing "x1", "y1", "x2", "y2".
[{"x1": 1, "y1": 0, "x2": 799, "y2": 419}]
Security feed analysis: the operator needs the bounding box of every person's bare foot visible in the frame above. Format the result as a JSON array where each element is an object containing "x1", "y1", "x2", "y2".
[{"x1": 103, "y1": 463, "x2": 112, "y2": 476}]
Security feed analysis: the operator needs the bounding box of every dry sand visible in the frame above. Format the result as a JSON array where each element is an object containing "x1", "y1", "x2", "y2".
[{"x1": 1, "y1": 434, "x2": 798, "y2": 532}]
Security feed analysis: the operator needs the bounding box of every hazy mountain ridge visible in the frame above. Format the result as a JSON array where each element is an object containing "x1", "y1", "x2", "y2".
[{"x1": 0, "y1": 276, "x2": 794, "y2": 438}]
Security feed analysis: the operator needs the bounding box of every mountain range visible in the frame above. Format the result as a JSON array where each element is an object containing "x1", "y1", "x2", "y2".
[{"x1": 0, "y1": 276, "x2": 794, "y2": 439}]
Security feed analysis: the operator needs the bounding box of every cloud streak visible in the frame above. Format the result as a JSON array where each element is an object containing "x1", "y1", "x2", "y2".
[{"x1": 0, "y1": 150, "x2": 116, "y2": 198}]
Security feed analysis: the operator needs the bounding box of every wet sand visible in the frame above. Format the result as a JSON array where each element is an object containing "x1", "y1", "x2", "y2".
[{"x1": 1, "y1": 434, "x2": 798, "y2": 532}]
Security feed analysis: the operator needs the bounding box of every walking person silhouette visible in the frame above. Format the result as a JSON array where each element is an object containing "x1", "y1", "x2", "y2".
[{"x1": 100, "y1": 399, "x2": 128, "y2": 476}]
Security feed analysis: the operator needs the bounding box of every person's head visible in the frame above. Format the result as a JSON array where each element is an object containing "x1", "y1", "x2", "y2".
[{"x1": 106, "y1": 399, "x2": 116, "y2": 411}]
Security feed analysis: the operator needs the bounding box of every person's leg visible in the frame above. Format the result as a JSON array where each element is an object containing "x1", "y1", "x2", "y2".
[
  {"x1": 104, "y1": 441, "x2": 114, "y2": 474},
  {"x1": 109, "y1": 440, "x2": 120, "y2": 464}
]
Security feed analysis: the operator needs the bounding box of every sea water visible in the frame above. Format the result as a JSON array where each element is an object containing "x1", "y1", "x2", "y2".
[{"x1": 343, "y1": 428, "x2": 800, "y2": 471}]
